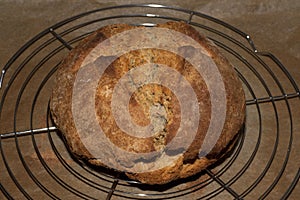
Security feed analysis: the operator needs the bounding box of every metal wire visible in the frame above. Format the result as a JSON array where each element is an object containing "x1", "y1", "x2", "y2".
[{"x1": 1, "y1": 3, "x2": 299, "y2": 200}]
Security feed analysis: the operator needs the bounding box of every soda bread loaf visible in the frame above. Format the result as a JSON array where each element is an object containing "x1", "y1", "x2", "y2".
[{"x1": 50, "y1": 21, "x2": 245, "y2": 184}]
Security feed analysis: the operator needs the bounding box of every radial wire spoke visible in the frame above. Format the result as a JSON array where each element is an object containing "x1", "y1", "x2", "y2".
[
  {"x1": 205, "y1": 169, "x2": 242, "y2": 199},
  {"x1": 0, "y1": 127, "x2": 57, "y2": 139}
]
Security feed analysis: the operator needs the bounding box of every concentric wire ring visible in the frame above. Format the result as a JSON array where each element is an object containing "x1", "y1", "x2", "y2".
[{"x1": 1, "y1": 4, "x2": 299, "y2": 200}]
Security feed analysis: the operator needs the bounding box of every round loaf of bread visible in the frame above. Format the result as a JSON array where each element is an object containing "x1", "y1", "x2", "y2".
[{"x1": 50, "y1": 21, "x2": 245, "y2": 184}]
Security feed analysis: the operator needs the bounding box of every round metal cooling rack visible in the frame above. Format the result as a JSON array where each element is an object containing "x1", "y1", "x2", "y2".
[{"x1": 1, "y1": 4, "x2": 299, "y2": 200}]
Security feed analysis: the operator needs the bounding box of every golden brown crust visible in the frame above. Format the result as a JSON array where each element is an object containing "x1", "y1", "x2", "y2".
[{"x1": 50, "y1": 21, "x2": 245, "y2": 184}]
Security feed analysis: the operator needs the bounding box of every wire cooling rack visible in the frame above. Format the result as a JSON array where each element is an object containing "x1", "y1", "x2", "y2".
[{"x1": 1, "y1": 4, "x2": 299, "y2": 200}]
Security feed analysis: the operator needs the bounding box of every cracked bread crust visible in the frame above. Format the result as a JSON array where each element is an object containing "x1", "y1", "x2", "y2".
[{"x1": 50, "y1": 21, "x2": 245, "y2": 184}]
